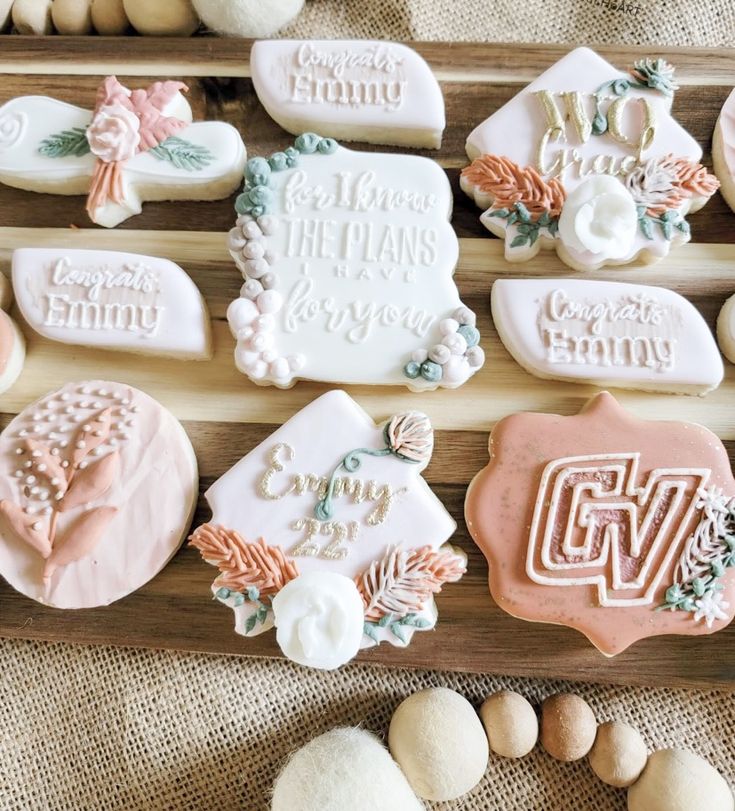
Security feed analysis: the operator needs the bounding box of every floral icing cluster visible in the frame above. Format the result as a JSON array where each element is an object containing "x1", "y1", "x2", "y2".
[
  {"x1": 660, "y1": 487, "x2": 735, "y2": 628},
  {"x1": 404, "y1": 306, "x2": 484, "y2": 385},
  {"x1": 226, "y1": 134, "x2": 338, "y2": 386}
]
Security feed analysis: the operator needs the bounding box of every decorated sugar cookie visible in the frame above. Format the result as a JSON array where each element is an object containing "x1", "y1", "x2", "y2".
[
  {"x1": 0, "y1": 381, "x2": 198, "y2": 608},
  {"x1": 0, "y1": 77, "x2": 246, "y2": 227},
  {"x1": 0, "y1": 276, "x2": 25, "y2": 395},
  {"x1": 465, "y1": 392, "x2": 735, "y2": 656},
  {"x1": 713, "y1": 88, "x2": 735, "y2": 212},
  {"x1": 461, "y1": 48, "x2": 719, "y2": 271},
  {"x1": 492, "y1": 278, "x2": 723, "y2": 395},
  {"x1": 716, "y1": 293, "x2": 735, "y2": 364},
  {"x1": 190, "y1": 390, "x2": 465, "y2": 670},
  {"x1": 226, "y1": 134, "x2": 484, "y2": 390},
  {"x1": 12, "y1": 248, "x2": 212, "y2": 360},
  {"x1": 251, "y1": 40, "x2": 446, "y2": 149}
]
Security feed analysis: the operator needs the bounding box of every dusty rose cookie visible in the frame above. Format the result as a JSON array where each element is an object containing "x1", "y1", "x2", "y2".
[
  {"x1": 492, "y1": 278, "x2": 723, "y2": 395},
  {"x1": 461, "y1": 48, "x2": 719, "y2": 271},
  {"x1": 0, "y1": 380, "x2": 198, "y2": 608},
  {"x1": 0, "y1": 76, "x2": 246, "y2": 227},
  {"x1": 251, "y1": 40, "x2": 445, "y2": 149},
  {"x1": 465, "y1": 392, "x2": 735, "y2": 655},
  {"x1": 190, "y1": 390, "x2": 465, "y2": 670},
  {"x1": 12, "y1": 248, "x2": 212, "y2": 360},
  {"x1": 712, "y1": 88, "x2": 735, "y2": 212},
  {"x1": 226, "y1": 134, "x2": 483, "y2": 390}
]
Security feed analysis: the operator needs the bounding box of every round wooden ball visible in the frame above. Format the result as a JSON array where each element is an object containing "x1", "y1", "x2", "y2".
[
  {"x1": 628, "y1": 749, "x2": 734, "y2": 811},
  {"x1": 389, "y1": 687, "x2": 489, "y2": 802},
  {"x1": 589, "y1": 721, "x2": 647, "y2": 788},
  {"x1": 480, "y1": 690, "x2": 538, "y2": 758},
  {"x1": 12, "y1": 0, "x2": 53, "y2": 34},
  {"x1": 52, "y1": 0, "x2": 93, "y2": 34},
  {"x1": 540, "y1": 693, "x2": 597, "y2": 762},
  {"x1": 122, "y1": 0, "x2": 199, "y2": 35},
  {"x1": 91, "y1": 0, "x2": 130, "y2": 34}
]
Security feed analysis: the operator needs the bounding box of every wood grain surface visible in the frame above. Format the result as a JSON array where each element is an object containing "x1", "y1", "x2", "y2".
[{"x1": 0, "y1": 39, "x2": 734, "y2": 690}]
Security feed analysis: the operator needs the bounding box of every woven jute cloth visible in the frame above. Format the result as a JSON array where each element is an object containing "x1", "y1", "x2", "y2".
[
  {"x1": 3, "y1": 3, "x2": 735, "y2": 810},
  {"x1": 1, "y1": 638, "x2": 734, "y2": 811},
  {"x1": 282, "y1": 0, "x2": 735, "y2": 47}
]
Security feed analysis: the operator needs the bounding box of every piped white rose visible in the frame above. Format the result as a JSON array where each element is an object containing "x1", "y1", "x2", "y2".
[{"x1": 558, "y1": 175, "x2": 639, "y2": 263}]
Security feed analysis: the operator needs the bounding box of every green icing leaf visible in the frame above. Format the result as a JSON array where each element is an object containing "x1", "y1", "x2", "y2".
[
  {"x1": 377, "y1": 612, "x2": 393, "y2": 628},
  {"x1": 149, "y1": 136, "x2": 214, "y2": 171},
  {"x1": 390, "y1": 622, "x2": 408, "y2": 644},
  {"x1": 247, "y1": 586, "x2": 260, "y2": 602},
  {"x1": 39, "y1": 127, "x2": 90, "y2": 158},
  {"x1": 528, "y1": 227, "x2": 540, "y2": 246},
  {"x1": 515, "y1": 202, "x2": 532, "y2": 224},
  {"x1": 639, "y1": 216, "x2": 654, "y2": 240},
  {"x1": 256, "y1": 604, "x2": 269, "y2": 624},
  {"x1": 547, "y1": 218, "x2": 559, "y2": 237},
  {"x1": 661, "y1": 220, "x2": 673, "y2": 241},
  {"x1": 537, "y1": 211, "x2": 551, "y2": 228},
  {"x1": 363, "y1": 622, "x2": 379, "y2": 642},
  {"x1": 491, "y1": 208, "x2": 510, "y2": 219},
  {"x1": 510, "y1": 233, "x2": 529, "y2": 249},
  {"x1": 591, "y1": 109, "x2": 608, "y2": 136},
  {"x1": 245, "y1": 613, "x2": 258, "y2": 634}
]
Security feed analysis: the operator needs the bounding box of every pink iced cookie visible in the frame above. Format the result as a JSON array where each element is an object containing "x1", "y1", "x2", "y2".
[
  {"x1": 0, "y1": 380, "x2": 198, "y2": 608},
  {"x1": 465, "y1": 392, "x2": 735, "y2": 656},
  {"x1": 713, "y1": 88, "x2": 735, "y2": 213}
]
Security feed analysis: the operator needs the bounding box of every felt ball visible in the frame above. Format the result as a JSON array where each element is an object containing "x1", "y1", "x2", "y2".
[
  {"x1": 272, "y1": 727, "x2": 424, "y2": 811},
  {"x1": 192, "y1": 0, "x2": 303, "y2": 37},
  {"x1": 123, "y1": 0, "x2": 199, "y2": 35},
  {"x1": 480, "y1": 691, "x2": 538, "y2": 759},
  {"x1": 389, "y1": 687, "x2": 489, "y2": 801},
  {"x1": 589, "y1": 721, "x2": 647, "y2": 788},
  {"x1": 629, "y1": 749, "x2": 734, "y2": 811},
  {"x1": 90, "y1": 0, "x2": 129, "y2": 34},
  {"x1": 227, "y1": 297, "x2": 258, "y2": 331},
  {"x1": 51, "y1": 0, "x2": 92, "y2": 32},
  {"x1": 540, "y1": 694, "x2": 597, "y2": 762},
  {"x1": 12, "y1": 0, "x2": 53, "y2": 34}
]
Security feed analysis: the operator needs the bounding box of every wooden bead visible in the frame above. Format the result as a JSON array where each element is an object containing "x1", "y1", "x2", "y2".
[
  {"x1": 51, "y1": 0, "x2": 93, "y2": 34},
  {"x1": 480, "y1": 690, "x2": 538, "y2": 758},
  {"x1": 389, "y1": 687, "x2": 489, "y2": 802},
  {"x1": 12, "y1": 0, "x2": 53, "y2": 34},
  {"x1": 588, "y1": 721, "x2": 647, "y2": 788},
  {"x1": 540, "y1": 693, "x2": 596, "y2": 762},
  {"x1": 628, "y1": 749, "x2": 734, "y2": 811},
  {"x1": 90, "y1": 0, "x2": 129, "y2": 34},
  {"x1": 122, "y1": 0, "x2": 199, "y2": 35}
]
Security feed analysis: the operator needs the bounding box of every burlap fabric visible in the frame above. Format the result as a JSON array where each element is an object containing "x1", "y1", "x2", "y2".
[{"x1": 2, "y1": 3, "x2": 735, "y2": 810}]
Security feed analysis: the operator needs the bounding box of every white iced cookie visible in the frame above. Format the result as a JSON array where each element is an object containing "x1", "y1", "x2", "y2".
[
  {"x1": 712, "y1": 88, "x2": 735, "y2": 213},
  {"x1": 492, "y1": 278, "x2": 724, "y2": 395},
  {"x1": 0, "y1": 309, "x2": 25, "y2": 395},
  {"x1": 251, "y1": 40, "x2": 445, "y2": 149},
  {"x1": 12, "y1": 248, "x2": 212, "y2": 360},
  {"x1": 0, "y1": 380, "x2": 198, "y2": 608},
  {"x1": 0, "y1": 76, "x2": 246, "y2": 227},
  {"x1": 717, "y1": 293, "x2": 735, "y2": 364},
  {"x1": 461, "y1": 48, "x2": 719, "y2": 271},
  {"x1": 226, "y1": 135, "x2": 484, "y2": 391},
  {"x1": 189, "y1": 390, "x2": 465, "y2": 670}
]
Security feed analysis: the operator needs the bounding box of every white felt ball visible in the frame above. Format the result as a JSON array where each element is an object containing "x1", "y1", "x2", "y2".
[
  {"x1": 389, "y1": 688, "x2": 489, "y2": 801},
  {"x1": 628, "y1": 749, "x2": 734, "y2": 811},
  {"x1": 227, "y1": 297, "x2": 258, "y2": 331},
  {"x1": 90, "y1": 0, "x2": 129, "y2": 34},
  {"x1": 52, "y1": 0, "x2": 93, "y2": 33},
  {"x1": 589, "y1": 721, "x2": 647, "y2": 788},
  {"x1": 122, "y1": 0, "x2": 199, "y2": 35},
  {"x1": 480, "y1": 691, "x2": 538, "y2": 759},
  {"x1": 272, "y1": 727, "x2": 425, "y2": 811},
  {"x1": 192, "y1": 0, "x2": 304, "y2": 37},
  {"x1": 12, "y1": 0, "x2": 53, "y2": 34}
]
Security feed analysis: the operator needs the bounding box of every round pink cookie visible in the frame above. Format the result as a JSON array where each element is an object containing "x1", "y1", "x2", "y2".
[{"x1": 0, "y1": 380, "x2": 198, "y2": 608}]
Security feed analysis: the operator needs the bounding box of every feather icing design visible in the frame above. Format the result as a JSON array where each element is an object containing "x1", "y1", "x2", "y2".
[{"x1": 356, "y1": 545, "x2": 466, "y2": 621}]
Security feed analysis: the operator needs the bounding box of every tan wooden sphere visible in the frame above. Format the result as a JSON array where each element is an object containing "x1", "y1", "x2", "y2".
[
  {"x1": 52, "y1": 0, "x2": 93, "y2": 34},
  {"x1": 12, "y1": 0, "x2": 53, "y2": 34},
  {"x1": 91, "y1": 0, "x2": 130, "y2": 34},
  {"x1": 540, "y1": 693, "x2": 597, "y2": 762},
  {"x1": 122, "y1": 0, "x2": 199, "y2": 36},
  {"x1": 628, "y1": 749, "x2": 734, "y2": 811},
  {"x1": 589, "y1": 721, "x2": 648, "y2": 788},
  {"x1": 480, "y1": 690, "x2": 538, "y2": 758},
  {"x1": 389, "y1": 687, "x2": 489, "y2": 802}
]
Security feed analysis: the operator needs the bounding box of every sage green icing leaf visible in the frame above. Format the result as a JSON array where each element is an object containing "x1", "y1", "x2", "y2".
[
  {"x1": 510, "y1": 233, "x2": 529, "y2": 249},
  {"x1": 39, "y1": 127, "x2": 90, "y2": 158},
  {"x1": 149, "y1": 136, "x2": 214, "y2": 171}
]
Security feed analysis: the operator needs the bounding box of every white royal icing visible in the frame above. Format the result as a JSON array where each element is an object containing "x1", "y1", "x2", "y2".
[
  {"x1": 12, "y1": 248, "x2": 212, "y2": 360},
  {"x1": 716, "y1": 292, "x2": 735, "y2": 365},
  {"x1": 0, "y1": 95, "x2": 246, "y2": 227},
  {"x1": 492, "y1": 278, "x2": 724, "y2": 395},
  {"x1": 251, "y1": 40, "x2": 445, "y2": 149},
  {"x1": 227, "y1": 145, "x2": 482, "y2": 390}
]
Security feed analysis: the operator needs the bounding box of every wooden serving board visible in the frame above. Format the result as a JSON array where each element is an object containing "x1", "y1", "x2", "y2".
[{"x1": 0, "y1": 38, "x2": 734, "y2": 690}]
